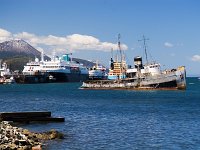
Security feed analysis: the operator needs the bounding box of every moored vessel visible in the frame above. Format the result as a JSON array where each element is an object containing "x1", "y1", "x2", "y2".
[
  {"x1": 0, "y1": 61, "x2": 15, "y2": 84},
  {"x1": 21, "y1": 52, "x2": 89, "y2": 83},
  {"x1": 89, "y1": 61, "x2": 107, "y2": 80},
  {"x1": 81, "y1": 35, "x2": 186, "y2": 90}
]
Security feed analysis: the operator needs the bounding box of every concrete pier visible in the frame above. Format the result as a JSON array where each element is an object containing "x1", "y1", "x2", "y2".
[{"x1": 0, "y1": 111, "x2": 65, "y2": 123}]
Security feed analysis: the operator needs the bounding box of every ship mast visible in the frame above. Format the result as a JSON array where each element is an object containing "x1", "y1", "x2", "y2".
[
  {"x1": 118, "y1": 34, "x2": 123, "y2": 77},
  {"x1": 138, "y1": 35, "x2": 149, "y2": 64},
  {"x1": 111, "y1": 48, "x2": 113, "y2": 59},
  {"x1": 41, "y1": 50, "x2": 44, "y2": 62},
  {"x1": 118, "y1": 34, "x2": 122, "y2": 62}
]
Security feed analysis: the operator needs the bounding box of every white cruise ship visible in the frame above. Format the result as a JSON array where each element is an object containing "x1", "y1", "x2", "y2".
[{"x1": 23, "y1": 52, "x2": 89, "y2": 82}]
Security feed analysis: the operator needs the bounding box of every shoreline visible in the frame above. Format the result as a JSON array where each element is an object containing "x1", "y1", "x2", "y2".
[{"x1": 0, "y1": 121, "x2": 64, "y2": 150}]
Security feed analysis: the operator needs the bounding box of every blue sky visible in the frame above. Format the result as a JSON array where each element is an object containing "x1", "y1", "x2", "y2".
[{"x1": 0, "y1": 0, "x2": 200, "y2": 76}]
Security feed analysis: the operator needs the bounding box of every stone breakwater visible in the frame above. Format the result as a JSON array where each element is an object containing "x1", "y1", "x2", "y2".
[{"x1": 0, "y1": 121, "x2": 64, "y2": 150}]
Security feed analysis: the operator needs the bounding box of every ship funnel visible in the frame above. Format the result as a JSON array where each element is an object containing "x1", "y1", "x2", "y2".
[
  {"x1": 110, "y1": 58, "x2": 114, "y2": 70},
  {"x1": 134, "y1": 56, "x2": 143, "y2": 69},
  {"x1": 62, "y1": 54, "x2": 70, "y2": 62}
]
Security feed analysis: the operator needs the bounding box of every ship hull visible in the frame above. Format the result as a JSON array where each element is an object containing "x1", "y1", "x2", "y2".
[
  {"x1": 14, "y1": 74, "x2": 49, "y2": 84},
  {"x1": 81, "y1": 78, "x2": 185, "y2": 90},
  {"x1": 48, "y1": 72, "x2": 89, "y2": 82},
  {"x1": 15, "y1": 72, "x2": 89, "y2": 83}
]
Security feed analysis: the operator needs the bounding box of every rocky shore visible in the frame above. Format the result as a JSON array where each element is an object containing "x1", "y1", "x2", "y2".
[{"x1": 0, "y1": 121, "x2": 64, "y2": 150}]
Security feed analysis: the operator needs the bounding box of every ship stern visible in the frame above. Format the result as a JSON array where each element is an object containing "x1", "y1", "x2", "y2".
[{"x1": 176, "y1": 66, "x2": 186, "y2": 90}]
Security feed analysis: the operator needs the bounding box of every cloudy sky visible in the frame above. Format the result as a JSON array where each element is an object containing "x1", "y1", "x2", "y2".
[{"x1": 0, "y1": 0, "x2": 200, "y2": 76}]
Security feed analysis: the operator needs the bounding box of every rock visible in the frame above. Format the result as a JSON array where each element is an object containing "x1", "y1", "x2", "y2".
[
  {"x1": 48, "y1": 129, "x2": 64, "y2": 139},
  {"x1": 9, "y1": 143, "x2": 17, "y2": 150},
  {"x1": 22, "y1": 129, "x2": 30, "y2": 136},
  {"x1": 32, "y1": 145, "x2": 42, "y2": 150},
  {"x1": 18, "y1": 140, "x2": 28, "y2": 146},
  {"x1": 0, "y1": 121, "x2": 64, "y2": 149}
]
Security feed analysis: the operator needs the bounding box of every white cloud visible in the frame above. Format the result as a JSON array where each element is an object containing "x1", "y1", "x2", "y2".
[
  {"x1": 164, "y1": 42, "x2": 174, "y2": 48},
  {"x1": 0, "y1": 28, "x2": 12, "y2": 42},
  {"x1": 191, "y1": 55, "x2": 200, "y2": 62},
  {"x1": 0, "y1": 28, "x2": 11, "y2": 37},
  {"x1": 0, "y1": 28, "x2": 128, "y2": 55}
]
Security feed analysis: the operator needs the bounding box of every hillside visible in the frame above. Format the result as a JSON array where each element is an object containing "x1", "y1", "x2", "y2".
[
  {"x1": 72, "y1": 58, "x2": 96, "y2": 68},
  {"x1": 2, "y1": 56, "x2": 32, "y2": 72}
]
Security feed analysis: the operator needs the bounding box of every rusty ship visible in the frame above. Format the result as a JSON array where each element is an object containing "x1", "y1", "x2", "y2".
[{"x1": 81, "y1": 35, "x2": 186, "y2": 90}]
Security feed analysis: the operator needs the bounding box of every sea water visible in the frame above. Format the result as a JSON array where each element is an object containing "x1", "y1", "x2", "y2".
[{"x1": 0, "y1": 77, "x2": 200, "y2": 149}]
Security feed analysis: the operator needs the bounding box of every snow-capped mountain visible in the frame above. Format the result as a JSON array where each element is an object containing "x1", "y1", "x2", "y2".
[{"x1": 0, "y1": 39, "x2": 41, "y2": 56}]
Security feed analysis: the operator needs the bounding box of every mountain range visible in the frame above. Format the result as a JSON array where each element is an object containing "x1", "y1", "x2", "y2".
[{"x1": 0, "y1": 40, "x2": 96, "y2": 71}]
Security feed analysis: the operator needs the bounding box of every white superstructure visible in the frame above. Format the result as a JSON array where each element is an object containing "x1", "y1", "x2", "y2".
[
  {"x1": 89, "y1": 62, "x2": 107, "y2": 80},
  {"x1": 0, "y1": 62, "x2": 11, "y2": 76},
  {"x1": 23, "y1": 53, "x2": 88, "y2": 75},
  {"x1": 22, "y1": 53, "x2": 89, "y2": 82}
]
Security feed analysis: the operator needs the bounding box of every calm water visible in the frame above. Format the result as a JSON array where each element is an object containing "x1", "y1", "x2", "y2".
[{"x1": 0, "y1": 77, "x2": 200, "y2": 149}]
